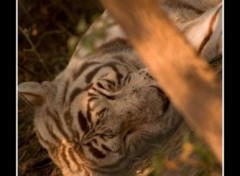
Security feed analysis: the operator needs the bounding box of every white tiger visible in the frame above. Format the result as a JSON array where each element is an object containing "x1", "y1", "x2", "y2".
[{"x1": 18, "y1": 0, "x2": 222, "y2": 175}]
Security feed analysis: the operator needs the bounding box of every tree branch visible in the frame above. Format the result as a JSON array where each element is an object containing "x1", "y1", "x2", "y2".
[{"x1": 99, "y1": 0, "x2": 222, "y2": 162}]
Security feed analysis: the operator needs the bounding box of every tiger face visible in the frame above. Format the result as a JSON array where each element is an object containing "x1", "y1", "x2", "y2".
[
  {"x1": 19, "y1": 54, "x2": 180, "y2": 175},
  {"x1": 68, "y1": 68, "x2": 171, "y2": 164}
]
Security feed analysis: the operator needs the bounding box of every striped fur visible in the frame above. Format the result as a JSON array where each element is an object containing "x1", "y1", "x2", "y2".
[{"x1": 19, "y1": 0, "x2": 222, "y2": 175}]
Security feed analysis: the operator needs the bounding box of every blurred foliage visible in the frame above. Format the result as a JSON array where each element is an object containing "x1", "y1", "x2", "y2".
[
  {"x1": 18, "y1": 0, "x2": 103, "y2": 175},
  {"x1": 18, "y1": 0, "x2": 103, "y2": 82},
  {"x1": 149, "y1": 134, "x2": 222, "y2": 176}
]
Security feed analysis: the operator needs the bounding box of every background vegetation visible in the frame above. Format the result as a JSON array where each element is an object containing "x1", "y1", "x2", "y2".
[
  {"x1": 18, "y1": 0, "x2": 103, "y2": 175},
  {"x1": 18, "y1": 0, "x2": 222, "y2": 175}
]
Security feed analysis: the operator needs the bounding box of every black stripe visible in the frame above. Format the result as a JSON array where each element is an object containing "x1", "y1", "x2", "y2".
[
  {"x1": 97, "y1": 82, "x2": 104, "y2": 89},
  {"x1": 102, "y1": 79, "x2": 116, "y2": 87},
  {"x1": 82, "y1": 165, "x2": 91, "y2": 176},
  {"x1": 73, "y1": 61, "x2": 100, "y2": 80},
  {"x1": 96, "y1": 108, "x2": 107, "y2": 117},
  {"x1": 61, "y1": 145, "x2": 71, "y2": 169},
  {"x1": 46, "y1": 108, "x2": 71, "y2": 141},
  {"x1": 123, "y1": 128, "x2": 135, "y2": 145},
  {"x1": 178, "y1": 2, "x2": 204, "y2": 15},
  {"x1": 88, "y1": 96, "x2": 99, "y2": 103},
  {"x1": 68, "y1": 148, "x2": 82, "y2": 171},
  {"x1": 101, "y1": 144, "x2": 112, "y2": 152},
  {"x1": 46, "y1": 122, "x2": 61, "y2": 143},
  {"x1": 198, "y1": 7, "x2": 221, "y2": 54},
  {"x1": 99, "y1": 134, "x2": 107, "y2": 141},
  {"x1": 85, "y1": 62, "x2": 123, "y2": 84},
  {"x1": 83, "y1": 129, "x2": 96, "y2": 142},
  {"x1": 78, "y1": 111, "x2": 89, "y2": 133},
  {"x1": 86, "y1": 143, "x2": 106, "y2": 159},
  {"x1": 73, "y1": 145, "x2": 86, "y2": 162},
  {"x1": 113, "y1": 55, "x2": 128, "y2": 63},
  {"x1": 92, "y1": 139, "x2": 98, "y2": 144},
  {"x1": 98, "y1": 38, "x2": 132, "y2": 54},
  {"x1": 85, "y1": 66, "x2": 103, "y2": 84},
  {"x1": 126, "y1": 74, "x2": 132, "y2": 83},
  {"x1": 163, "y1": 98, "x2": 170, "y2": 112},
  {"x1": 92, "y1": 87, "x2": 115, "y2": 100},
  {"x1": 69, "y1": 84, "x2": 93, "y2": 104},
  {"x1": 109, "y1": 63, "x2": 123, "y2": 85},
  {"x1": 69, "y1": 88, "x2": 82, "y2": 104},
  {"x1": 72, "y1": 145, "x2": 97, "y2": 168},
  {"x1": 122, "y1": 72, "x2": 131, "y2": 86},
  {"x1": 145, "y1": 72, "x2": 154, "y2": 80},
  {"x1": 95, "y1": 118, "x2": 102, "y2": 126},
  {"x1": 88, "y1": 92, "x2": 97, "y2": 97},
  {"x1": 35, "y1": 130, "x2": 55, "y2": 149},
  {"x1": 62, "y1": 80, "x2": 69, "y2": 104},
  {"x1": 149, "y1": 85, "x2": 170, "y2": 112},
  {"x1": 113, "y1": 55, "x2": 139, "y2": 70},
  {"x1": 63, "y1": 111, "x2": 76, "y2": 139},
  {"x1": 86, "y1": 102, "x2": 92, "y2": 122}
]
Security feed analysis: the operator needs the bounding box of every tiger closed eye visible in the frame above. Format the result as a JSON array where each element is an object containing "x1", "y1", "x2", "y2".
[
  {"x1": 101, "y1": 130, "x2": 117, "y2": 138},
  {"x1": 96, "y1": 80, "x2": 117, "y2": 92},
  {"x1": 104, "y1": 134, "x2": 115, "y2": 138}
]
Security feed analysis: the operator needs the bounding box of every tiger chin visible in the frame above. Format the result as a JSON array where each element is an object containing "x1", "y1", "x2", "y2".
[{"x1": 18, "y1": 56, "x2": 182, "y2": 176}]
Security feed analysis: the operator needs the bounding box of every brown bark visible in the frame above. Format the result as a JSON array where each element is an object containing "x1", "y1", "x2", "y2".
[{"x1": 99, "y1": 0, "x2": 222, "y2": 162}]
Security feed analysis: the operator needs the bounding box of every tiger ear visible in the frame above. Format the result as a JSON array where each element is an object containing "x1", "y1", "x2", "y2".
[
  {"x1": 18, "y1": 82, "x2": 49, "y2": 106},
  {"x1": 184, "y1": 3, "x2": 222, "y2": 60}
]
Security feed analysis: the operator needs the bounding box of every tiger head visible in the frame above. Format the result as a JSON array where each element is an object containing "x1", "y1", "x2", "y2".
[{"x1": 18, "y1": 56, "x2": 181, "y2": 175}]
